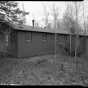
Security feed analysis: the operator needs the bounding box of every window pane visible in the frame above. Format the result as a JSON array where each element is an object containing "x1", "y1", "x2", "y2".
[
  {"x1": 6, "y1": 34, "x2": 8, "y2": 42},
  {"x1": 42, "y1": 33, "x2": 47, "y2": 40},
  {"x1": 25, "y1": 32, "x2": 32, "y2": 41}
]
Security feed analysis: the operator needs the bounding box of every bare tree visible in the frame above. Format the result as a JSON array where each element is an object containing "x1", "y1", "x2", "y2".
[
  {"x1": 63, "y1": 2, "x2": 82, "y2": 57},
  {"x1": 63, "y1": 2, "x2": 78, "y2": 33},
  {"x1": 74, "y1": 2, "x2": 81, "y2": 59},
  {"x1": 22, "y1": 2, "x2": 26, "y2": 24},
  {"x1": 51, "y1": 3, "x2": 59, "y2": 29},
  {"x1": 51, "y1": 3, "x2": 59, "y2": 59},
  {"x1": 42, "y1": 4, "x2": 49, "y2": 27},
  {"x1": 82, "y1": 1, "x2": 88, "y2": 34},
  {"x1": 85, "y1": 16, "x2": 88, "y2": 33},
  {"x1": 63, "y1": 2, "x2": 75, "y2": 56},
  {"x1": 72, "y1": 2, "x2": 84, "y2": 73}
]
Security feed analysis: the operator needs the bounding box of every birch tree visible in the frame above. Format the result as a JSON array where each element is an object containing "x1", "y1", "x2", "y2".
[
  {"x1": 63, "y1": 2, "x2": 75, "y2": 56},
  {"x1": 63, "y1": 2, "x2": 82, "y2": 57},
  {"x1": 51, "y1": 3, "x2": 59, "y2": 58},
  {"x1": 51, "y1": 4, "x2": 59, "y2": 29},
  {"x1": 42, "y1": 4, "x2": 49, "y2": 27},
  {"x1": 74, "y1": 2, "x2": 82, "y2": 58}
]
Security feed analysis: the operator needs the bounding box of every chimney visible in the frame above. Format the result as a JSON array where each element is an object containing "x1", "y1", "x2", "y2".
[{"x1": 32, "y1": 19, "x2": 35, "y2": 28}]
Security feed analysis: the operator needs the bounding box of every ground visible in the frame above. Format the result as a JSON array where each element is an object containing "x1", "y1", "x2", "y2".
[{"x1": 0, "y1": 54, "x2": 88, "y2": 86}]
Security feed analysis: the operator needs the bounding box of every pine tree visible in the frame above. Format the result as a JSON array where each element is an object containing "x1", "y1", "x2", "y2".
[{"x1": 0, "y1": 1, "x2": 29, "y2": 24}]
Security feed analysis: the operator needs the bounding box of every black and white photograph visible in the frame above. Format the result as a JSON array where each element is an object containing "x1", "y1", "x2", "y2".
[{"x1": 0, "y1": 1, "x2": 88, "y2": 86}]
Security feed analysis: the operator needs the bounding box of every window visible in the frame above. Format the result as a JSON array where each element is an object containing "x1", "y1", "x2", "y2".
[
  {"x1": 42, "y1": 33, "x2": 47, "y2": 41},
  {"x1": 4, "y1": 33, "x2": 9, "y2": 47},
  {"x1": 25, "y1": 32, "x2": 32, "y2": 41},
  {"x1": 6, "y1": 34, "x2": 8, "y2": 42},
  {"x1": 50, "y1": 34, "x2": 54, "y2": 39},
  {"x1": 65, "y1": 35, "x2": 67, "y2": 41}
]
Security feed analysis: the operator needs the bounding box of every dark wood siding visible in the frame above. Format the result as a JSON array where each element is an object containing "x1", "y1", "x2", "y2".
[
  {"x1": 56, "y1": 34, "x2": 86, "y2": 56},
  {"x1": 15, "y1": 30, "x2": 87, "y2": 58},
  {"x1": 17, "y1": 31, "x2": 55, "y2": 58},
  {"x1": 8, "y1": 30, "x2": 18, "y2": 57}
]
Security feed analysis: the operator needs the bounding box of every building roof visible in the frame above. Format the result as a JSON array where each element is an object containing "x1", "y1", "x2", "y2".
[
  {"x1": 7, "y1": 21, "x2": 70, "y2": 34},
  {"x1": 1, "y1": 19, "x2": 88, "y2": 36}
]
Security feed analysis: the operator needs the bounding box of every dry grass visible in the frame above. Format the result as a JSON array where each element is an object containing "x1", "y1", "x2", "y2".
[{"x1": 0, "y1": 55, "x2": 88, "y2": 86}]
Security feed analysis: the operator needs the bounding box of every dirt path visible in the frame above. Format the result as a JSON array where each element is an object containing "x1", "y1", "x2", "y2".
[{"x1": 0, "y1": 55, "x2": 88, "y2": 86}]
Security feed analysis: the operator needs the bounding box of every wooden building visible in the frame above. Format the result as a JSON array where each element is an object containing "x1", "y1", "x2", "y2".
[{"x1": 0, "y1": 20, "x2": 87, "y2": 58}]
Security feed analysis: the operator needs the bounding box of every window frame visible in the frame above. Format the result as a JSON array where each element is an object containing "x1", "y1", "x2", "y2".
[
  {"x1": 4, "y1": 33, "x2": 9, "y2": 47},
  {"x1": 42, "y1": 33, "x2": 47, "y2": 41},
  {"x1": 25, "y1": 32, "x2": 32, "y2": 42}
]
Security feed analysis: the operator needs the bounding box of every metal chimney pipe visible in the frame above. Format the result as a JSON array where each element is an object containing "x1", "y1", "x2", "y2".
[{"x1": 32, "y1": 19, "x2": 34, "y2": 28}]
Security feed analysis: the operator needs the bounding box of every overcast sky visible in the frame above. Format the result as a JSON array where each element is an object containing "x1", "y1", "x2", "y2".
[
  {"x1": 18, "y1": 1, "x2": 88, "y2": 28},
  {"x1": 18, "y1": 1, "x2": 66, "y2": 26}
]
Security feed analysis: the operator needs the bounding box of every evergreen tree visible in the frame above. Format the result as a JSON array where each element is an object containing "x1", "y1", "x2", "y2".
[{"x1": 0, "y1": 1, "x2": 29, "y2": 24}]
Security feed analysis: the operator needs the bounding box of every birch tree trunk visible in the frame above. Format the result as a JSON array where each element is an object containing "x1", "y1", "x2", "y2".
[
  {"x1": 74, "y1": 2, "x2": 78, "y2": 59},
  {"x1": 70, "y1": 34, "x2": 72, "y2": 56},
  {"x1": 52, "y1": 4, "x2": 59, "y2": 59}
]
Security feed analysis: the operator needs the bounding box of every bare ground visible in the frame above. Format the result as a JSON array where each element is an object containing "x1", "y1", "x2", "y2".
[{"x1": 0, "y1": 55, "x2": 88, "y2": 86}]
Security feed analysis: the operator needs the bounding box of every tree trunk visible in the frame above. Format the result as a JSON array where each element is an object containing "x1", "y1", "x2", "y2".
[
  {"x1": 75, "y1": 34, "x2": 79, "y2": 58},
  {"x1": 70, "y1": 34, "x2": 72, "y2": 56}
]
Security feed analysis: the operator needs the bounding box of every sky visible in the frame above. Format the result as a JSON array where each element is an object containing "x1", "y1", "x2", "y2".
[
  {"x1": 18, "y1": 1, "x2": 66, "y2": 26},
  {"x1": 18, "y1": 1, "x2": 88, "y2": 28}
]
